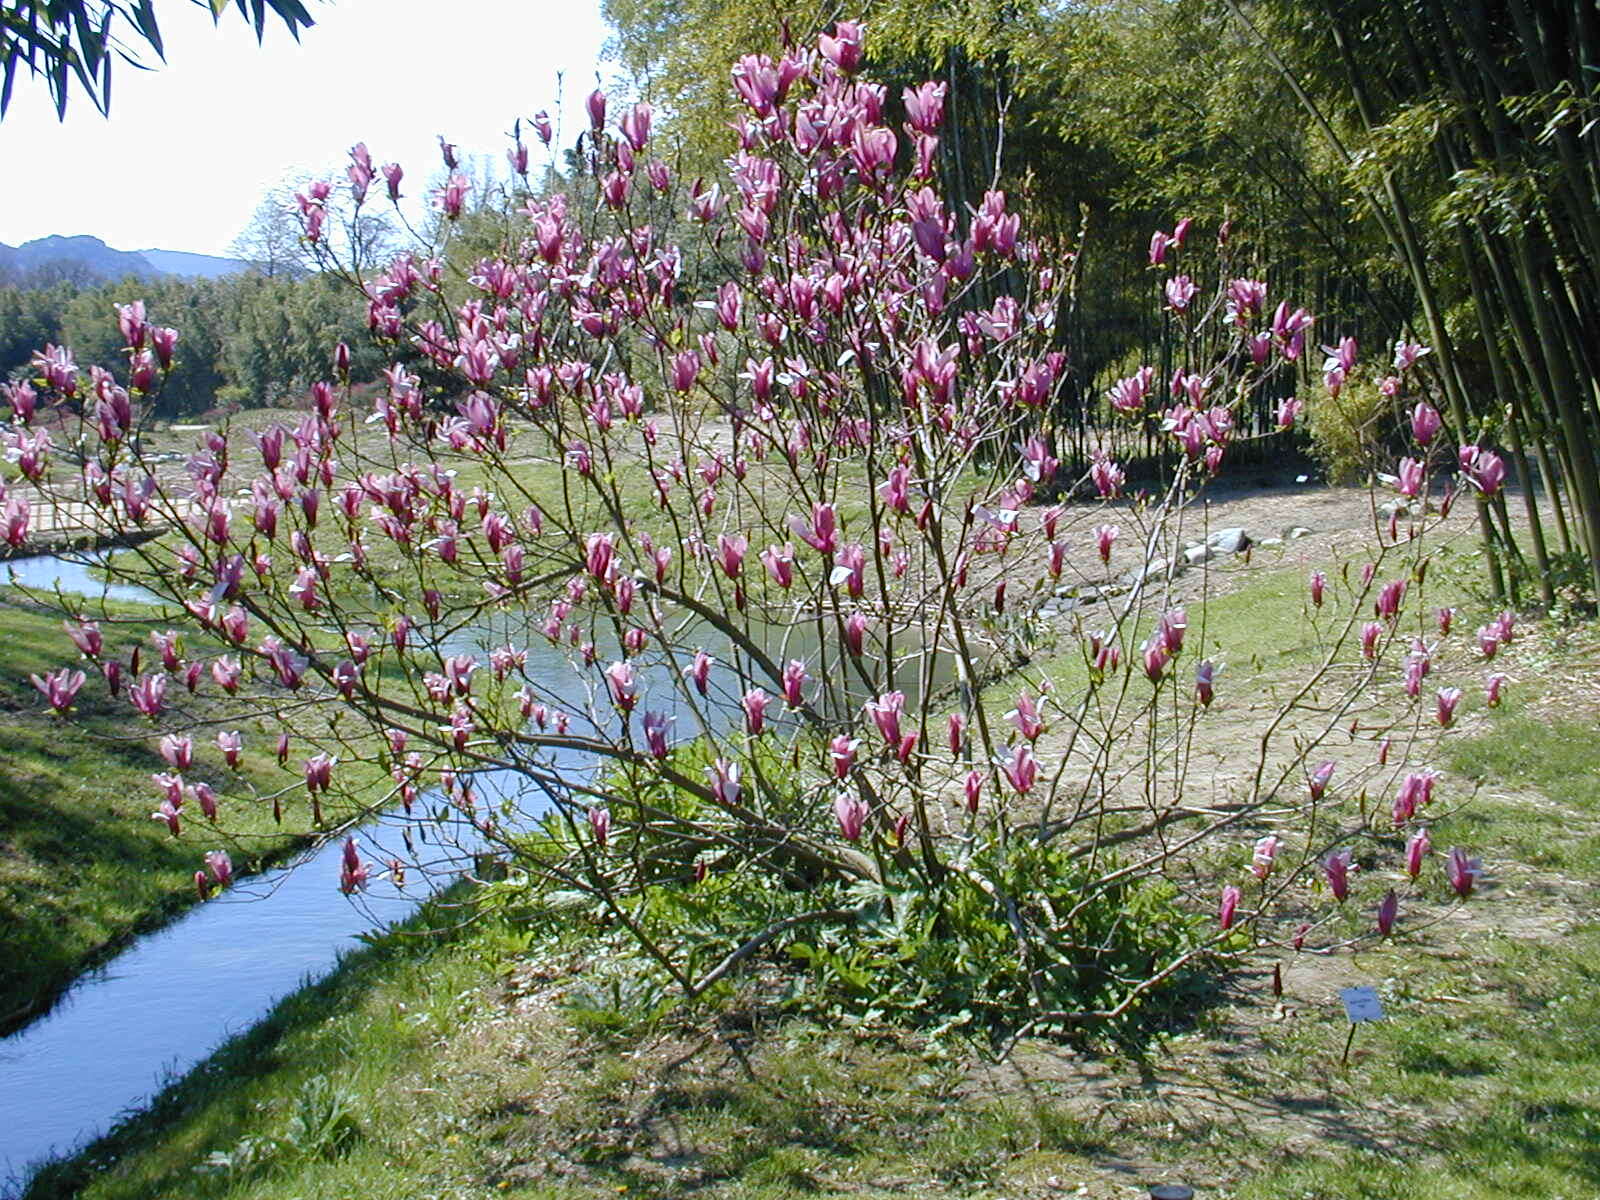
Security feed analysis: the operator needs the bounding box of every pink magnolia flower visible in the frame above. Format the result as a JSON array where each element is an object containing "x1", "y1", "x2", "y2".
[
  {"x1": 642, "y1": 711, "x2": 671, "y2": 759},
  {"x1": 152, "y1": 629, "x2": 182, "y2": 672},
  {"x1": 1164, "y1": 274, "x2": 1197, "y2": 312},
  {"x1": 221, "y1": 606, "x2": 250, "y2": 645},
  {"x1": 1485, "y1": 672, "x2": 1509, "y2": 707},
  {"x1": 1394, "y1": 340, "x2": 1430, "y2": 371},
  {"x1": 947, "y1": 712, "x2": 966, "y2": 756},
  {"x1": 1476, "y1": 621, "x2": 1502, "y2": 658},
  {"x1": 1142, "y1": 637, "x2": 1170, "y2": 683},
  {"x1": 818, "y1": 19, "x2": 863, "y2": 70},
  {"x1": 1158, "y1": 608, "x2": 1188, "y2": 655},
  {"x1": 1465, "y1": 448, "x2": 1506, "y2": 496},
  {"x1": 1107, "y1": 368, "x2": 1153, "y2": 415},
  {"x1": 1395, "y1": 457, "x2": 1425, "y2": 499},
  {"x1": 761, "y1": 543, "x2": 796, "y2": 588},
  {"x1": 1411, "y1": 402, "x2": 1442, "y2": 445},
  {"x1": 1090, "y1": 455, "x2": 1124, "y2": 499},
  {"x1": 830, "y1": 736, "x2": 858, "y2": 779},
  {"x1": 1219, "y1": 884, "x2": 1242, "y2": 931},
  {"x1": 1360, "y1": 621, "x2": 1383, "y2": 660},
  {"x1": 1094, "y1": 523, "x2": 1118, "y2": 563},
  {"x1": 435, "y1": 173, "x2": 469, "y2": 219},
  {"x1": 1195, "y1": 659, "x2": 1216, "y2": 707},
  {"x1": 1376, "y1": 889, "x2": 1399, "y2": 936},
  {"x1": 585, "y1": 532, "x2": 616, "y2": 583},
  {"x1": 903, "y1": 80, "x2": 947, "y2": 132},
  {"x1": 31, "y1": 667, "x2": 85, "y2": 714},
  {"x1": 443, "y1": 654, "x2": 477, "y2": 695},
  {"x1": 1324, "y1": 849, "x2": 1353, "y2": 902},
  {"x1": 304, "y1": 753, "x2": 334, "y2": 794},
  {"x1": 1308, "y1": 760, "x2": 1336, "y2": 801},
  {"x1": 781, "y1": 660, "x2": 808, "y2": 708},
  {"x1": 1251, "y1": 835, "x2": 1281, "y2": 879},
  {"x1": 588, "y1": 806, "x2": 611, "y2": 849},
  {"x1": 1394, "y1": 771, "x2": 1431, "y2": 825},
  {"x1": 1402, "y1": 650, "x2": 1430, "y2": 698},
  {"x1": 205, "y1": 850, "x2": 233, "y2": 888},
  {"x1": 210, "y1": 655, "x2": 241, "y2": 693},
  {"x1": 844, "y1": 612, "x2": 867, "y2": 656},
  {"x1": 159, "y1": 734, "x2": 193, "y2": 771},
  {"x1": 217, "y1": 730, "x2": 243, "y2": 768},
  {"x1": 707, "y1": 758, "x2": 741, "y2": 808},
  {"x1": 1405, "y1": 827, "x2": 1431, "y2": 879},
  {"x1": 1008, "y1": 692, "x2": 1044, "y2": 741},
  {"x1": 865, "y1": 691, "x2": 905, "y2": 748},
  {"x1": 65, "y1": 620, "x2": 103, "y2": 658},
  {"x1": 152, "y1": 771, "x2": 184, "y2": 807},
  {"x1": 716, "y1": 534, "x2": 752, "y2": 579},
  {"x1": 129, "y1": 673, "x2": 167, "y2": 718},
  {"x1": 151, "y1": 799, "x2": 181, "y2": 837},
  {"x1": 964, "y1": 769, "x2": 983, "y2": 814},
  {"x1": 620, "y1": 101, "x2": 652, "y2": 150},
  {"x1": 1375, "y1": 579, "x2": 1406, "y2": 621},
  {"x1": 333, "y1": 659, "x2": 360, "y2": 698},
  {"x1": 791, "y1": 503, "x2": 839, "y2": 555},
  {"x1": 685, "y1": 650, "x2": 712, "y2": 696},
  {"x1": 192, "y1": 782, "x2": 218, "y2": 822},
  {"x1": 604, "y1": 661, "x2": 638, "y2": 713},
  {"x1": 1225, "y1": 277, "x2": 1266, "y2": 324},
  {"x1": 742, "y1": 688, "x2": 771, "y2": 736},
  {"x1": 116, "y1": 299, "x2": 147, "y2": 349},
  {"x1": 1046, "y1": 540, "x2": 1067, "y2": 578},
  {"x1": 833, "y1": 793, "x2": 868, "y2": 842},
  {"x1": 1447, "y1": 847, "x2": 1481, "y2": 898},
  {"x1": 1435, "y1": 686, "x2": 1463, "y2": 727},
  {"x1": 669, "y1": 350, "x2": 700, "y2": 393},
  {"x1": 1309, "y1": 570, "x2": 1326, "y2": 608},
  {"x1": 1001, "y1": 744, "x2": 1039, "y2": 795},
  {"x1": 339, "y1": 837, "x2": 369, "y2": 894},
  {"x1": 1494, "y1": 609, "x2": 1516, "y2": 644}
]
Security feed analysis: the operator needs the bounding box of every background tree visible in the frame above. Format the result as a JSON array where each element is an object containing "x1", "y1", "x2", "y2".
[{"x1": 229, "y1": 187, "x2": 311, "y2": 279}]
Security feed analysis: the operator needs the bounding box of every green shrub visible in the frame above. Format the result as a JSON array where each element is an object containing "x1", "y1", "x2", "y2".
[{"x1": 1303, "y1": 372, "x2": 1388, "y2": 483}]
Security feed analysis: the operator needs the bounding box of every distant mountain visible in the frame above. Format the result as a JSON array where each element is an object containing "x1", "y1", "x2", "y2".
[
  {"x1": 134, "y1": 247, "x2": 249, "y2": 280},
  {"x1": 0, "y1": 235, "x2": 247, "y2": 286}
]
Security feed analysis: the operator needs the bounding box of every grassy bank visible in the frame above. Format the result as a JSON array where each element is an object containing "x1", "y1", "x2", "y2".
[
  {"x1": 16, "y1": 566, "x2": 1599, "y2": 1198},
  {"x1": 0, "y1": 598, "x2": 368, "y2": 1034}
]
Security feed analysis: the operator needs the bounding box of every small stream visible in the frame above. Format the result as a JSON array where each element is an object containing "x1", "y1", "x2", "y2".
[
  {"x1": 0, "y1": 819, "x2": 466, "y2": 1192},
  {"x1": 0, "y1": 552, "x2": 928, "y2": 1193},
  {"x1": 0, "y1": 555, "x2": 535, "y2": 1191},
  {"x1": 1, "y1": 550, "x2": 166, "y2": 608}
]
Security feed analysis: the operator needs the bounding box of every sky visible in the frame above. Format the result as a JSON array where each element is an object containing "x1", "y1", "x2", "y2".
[{"x1": 0, "y1": 0, "x2": 612, "y2": 257}]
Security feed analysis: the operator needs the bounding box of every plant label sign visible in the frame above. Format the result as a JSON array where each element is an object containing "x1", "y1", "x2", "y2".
[{"x1": 1341, "y1": 985, "x2": 1385, "y2": 1023}]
